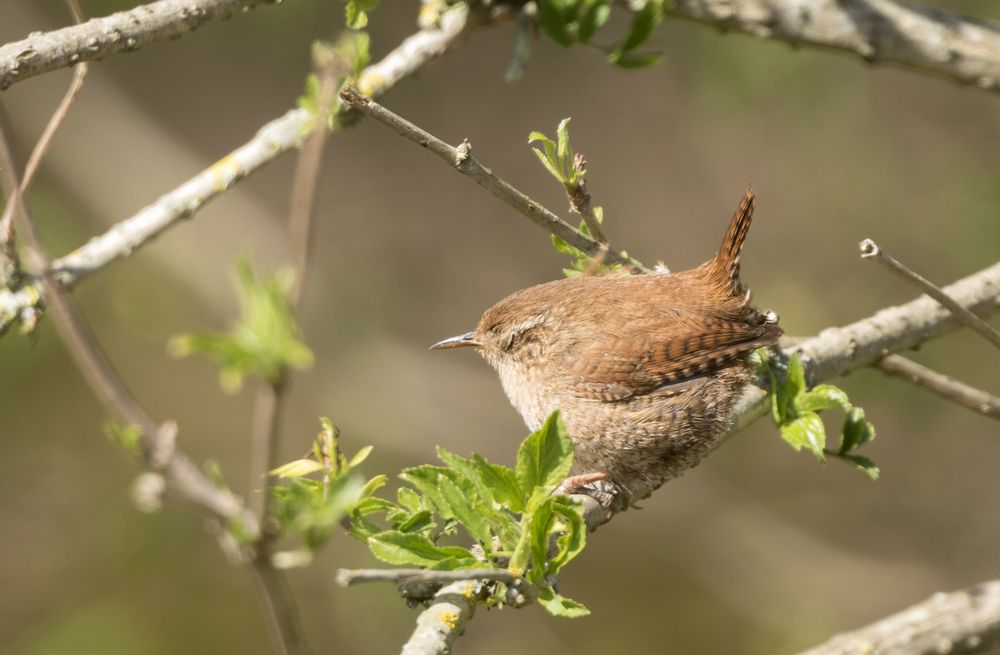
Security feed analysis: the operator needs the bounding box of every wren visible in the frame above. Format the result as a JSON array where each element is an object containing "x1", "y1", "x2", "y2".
[{"x1": 432, "y1": 190, "x2": 781, "y2": 513}]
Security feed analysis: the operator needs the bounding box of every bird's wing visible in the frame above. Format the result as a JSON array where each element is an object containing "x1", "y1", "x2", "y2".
[{"x1": 560, "y1": 284, "x2": 780, "y2": 402}]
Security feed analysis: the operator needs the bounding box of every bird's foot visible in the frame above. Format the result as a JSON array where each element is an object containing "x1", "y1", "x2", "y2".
[{"x1": 554, "y1": 472, "x2": 608, "y2": 496}]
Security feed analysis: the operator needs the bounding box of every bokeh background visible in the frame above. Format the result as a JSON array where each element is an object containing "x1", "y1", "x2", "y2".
[{"x1": 2, "y1": 1, "x2": 999, "y2": 653}]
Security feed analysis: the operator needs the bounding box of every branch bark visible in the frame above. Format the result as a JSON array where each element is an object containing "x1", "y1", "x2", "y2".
[
  {"x1": 667, "y1": 0, "x2": 1000, "y2": 94},
  {"x1": 0, "y1": 3, "x2": 479, "y2": 333},
  {"x1": 0, "y1": 0, "x2": 274, "y2": 90},
  {"x1": 877, "y1": 354, "x2": 1000, "y2": 420},
  {"x1": 401, "y1": 581, "x2": 479, "y2": 655},
  {"x1": 795, "y1": 579, "x2": 1000, "y2": 655},
  {"x1": 338, "y1": 86, "x2": 647, "y2": 272}
]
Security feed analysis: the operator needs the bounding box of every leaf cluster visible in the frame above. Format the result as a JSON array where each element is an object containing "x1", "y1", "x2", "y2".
[
  {"x1": 345, "y1": 0, "x2": 380, "y2": 30},
  {"x1": 349, "y1": 411, "x2": 590, "y2": 617},
  {"x1": 535, "y1": 0, "x2": 668, "y2": 69},
  {"x1": 530, "y1": 119, "x2": 624, "y2": 277},
  {"x1": 169, "y1": 257, "x2": 313, "y2": 393},
  {"x1": 267, "y1": 417, "x2": 379, "y2": 568},
  {"x1": 298, "y1": 32, "x2": 372, "y2": 133},
  {"x1": 758, "y1": 351, "x2": 879, "y2": 479}
]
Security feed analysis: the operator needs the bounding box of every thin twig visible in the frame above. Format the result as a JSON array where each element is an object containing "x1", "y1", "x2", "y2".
[
  {"x1": 877, "y1": 354, "x2": 1000, "y2": 420},
  {"x1": 250, "y1": 560, "x2": 314, "y2": 655},
  {"x1": 0, "y1": 0, "x2": 255, "y2": 541},
  {"x1": 252, "y1": 50, "x2": 348, "y2": 537},
  {"x1": 795, "y1": 578, "x2": 1000, "y2": 655},
  {"x1": 567, "y1": 152, "x2": 607, "y2": 244},
  {"x1": 0, "y1": 0, "x2": 274, "y2": 90},
  {"x1": 336, "y1": 567, "x2": 519, "y2": 587},
  {"x1": 338, "y1": 85, "x2": 648, "y2": 273},
  {"x1": 860, "y1": 239, "x2": 1000, "y2": 351},
  {"x1": 0, "y1": 2, "x2": 481, "y2": 333}
]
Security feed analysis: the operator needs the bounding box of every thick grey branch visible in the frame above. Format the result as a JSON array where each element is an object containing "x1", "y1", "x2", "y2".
[
  {"x1": 796, "y1": 579, "x2": 1000, "y2": 655},
  {"x1": 401, "y1": 581, "x2": 479, "y2": 655},
  {"x1": 667, "y1": 0, "x2": 1000, "y2": 94},
  {"x1": 0, "y1": 0, "x2": 274, "y2": 90}
]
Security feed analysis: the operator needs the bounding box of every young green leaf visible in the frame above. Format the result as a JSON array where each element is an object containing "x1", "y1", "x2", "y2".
[
  {"x1": 538, "y1": 588, "x2": 591, "y2": 618},
  {"x1": 780, "y1": 412, "x2": 826, "y2": 461},
  {"x1": 367, "y1": 531, "x2": 473, "y2": 567},
  {"x1": 437, "y1": 474, "x2": 494, "y2": 550},
  {"x1": 105, "y1": 421, "x2": 143, "y2": 459},
  {"x1": 270, "y1": 459, "x2": 324, "y2": 478},
  {"x1": 841, "y1": 406, "x2": 876, "y2": 453},
  {"x1": 795, "y1": 384, "x2": 851, "y2": 414},
  {"x1": 169, "y1": 257, "x2": 313, "y2": 393},
  {"x1": 516, "y1": 411, "x2": 574, "y2": 510},
  {"x1": 549, "y1": 498, "x2": 587, "y2": 573},
  {"x1": 840, "y1": 453, "x2": 880, "y2": 480},
  {"x1": 473, "y1": 454, "x2": 525, "y2": 512},
  {"x1": 526, "y1": 497, "x2": 556, "y2": 583}
]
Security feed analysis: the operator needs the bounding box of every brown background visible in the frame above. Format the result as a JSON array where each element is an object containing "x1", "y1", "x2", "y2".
[{"x1": 1, "y1": 1, "x2": 999, "y2": 653}]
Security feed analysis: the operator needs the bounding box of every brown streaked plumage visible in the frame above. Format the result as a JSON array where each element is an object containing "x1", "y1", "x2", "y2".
[{"x1": 432, "y1": 190, "x2": 781, "y2": 512}]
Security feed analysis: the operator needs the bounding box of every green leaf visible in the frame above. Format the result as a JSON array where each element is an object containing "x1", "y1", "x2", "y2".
[
  {"x1": 473, "y1": 454, "x2": 524, "y2": 513},
  {"x1": 357, "y1": 474, "x2": 388, "y2": 500},
  {"x1": 780, "y1": 412, "x2": 826, "y2": 460},
  {"x1": 549, "y1": 498, "x2": 587, "y2": 573},
  {"x1": 555, "y1": 118, "x2": 572, "y2": 177},
  {"x1": 396, "y1": 510, "x2": 434, "y2": 534},
  {"x1": 367, "y1": 531, "x2": 473, "y2": 567},
  {"x1": 169, "y1": 257, "x2": 313, "y2": 393},
  {"x1": 536, "y1": 0, "x2": 576, "y2": 47},
  {"x1": 617, "y1": 0, "x2": 664, "y2": 53},
  {"x1": 345, "y1": 0, "x2": 379, "y2": 30},
  {"x1": 270, "y1": 459, "x2": 324, "y2": 478},
  {"x1": 438, "y1": 473, "x2": 494, "y2": 549},
  {"x1": 841, "y1": 406, "x2": 876, "y2": 453},
  {"x1": 348, "y1": 445, "x2": 373, "y2": 469},
  {"x1": 840, "y1": 453, "x2": 880, "y2": 480},
  {"x1": 578, "y1": 0, "x2": 611, "y2": 43},
  {"x1": 611, "y1": 51, "x2": 664, "y2": 69},
  {"x1": 399, "y1": 465, "x2": 455, "y2": 519},
  {"x1": 538, "y1": 588, "x2": 591, "y2": 617},
  {"x1": 795, "y1": 384, "x2": 851, "y2": 414},
  {"x1": 531, "y1": 146, "x2": 565, "y2": 183},
  {"x1": 105, "y1": 421, "x2": 142, "y2": 458},
  {"x1": 516, "y1": 411, "x2": 574, "y2": 510},
  {"x1": 397, "y1": 486, "x2": 423, "y2": 512},
  {"x1": 526, "y1": 497, "x2": 555, "y2": 583},
  {"x1": 786, "y1": 353, "x2": 806, "y2": 399},
  {"x1": 425, "y1": 556, "x2": 483, "y2": 571}
]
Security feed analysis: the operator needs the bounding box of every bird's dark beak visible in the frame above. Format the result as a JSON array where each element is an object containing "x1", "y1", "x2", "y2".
[{"x1": 429, "y1": 331, "x2": 480, "y2": 350}]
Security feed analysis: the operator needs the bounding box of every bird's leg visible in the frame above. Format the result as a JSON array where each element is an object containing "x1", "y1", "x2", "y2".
[{"x1": 554, "y1": 472, "x2": 608, "y2": 496}]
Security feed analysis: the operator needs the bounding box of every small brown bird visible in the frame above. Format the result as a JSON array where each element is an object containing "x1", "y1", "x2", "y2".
[{"x1": 432, "y1": 190, "x2": 781, "y2": 512}]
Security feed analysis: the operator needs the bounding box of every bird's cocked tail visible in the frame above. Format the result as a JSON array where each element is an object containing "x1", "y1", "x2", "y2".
[{"x1": 708, "y1": 188, "x2": 755, "y2": 298}]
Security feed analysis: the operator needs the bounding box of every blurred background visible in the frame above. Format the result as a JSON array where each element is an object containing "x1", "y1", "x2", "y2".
[{"x1": 1, "y1": 1, "x2": 999, "y2": 653}]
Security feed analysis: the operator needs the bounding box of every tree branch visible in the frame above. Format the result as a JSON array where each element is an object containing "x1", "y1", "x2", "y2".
[
  {"x1": 0, "y1": 0, "x2": 275, "y2": 90},
  {"x1": 336, "y1": 567, "x2": 518, "y2": 587},
  {"x1": 795, "y1": 579, "x2": 1000, "y2": 655},
  {"x1": 0, "y1": 2, "x2": 480, "y2": 333},
  {"x1": 877, "y1": 354, "x2": 1000, "y2": 421},
  {"x1": 400, "y1": 581, "x2": 479, "y2": 655},
  {"x1": 337, "y1": 86, "x2": 647, "y2": 272},
  {"x1": 666, "y1": 0, "x2": 1000, "y2": 95},
  {"x1": 860, "y1": 239, "x2": 1000, "y2": 351}
]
